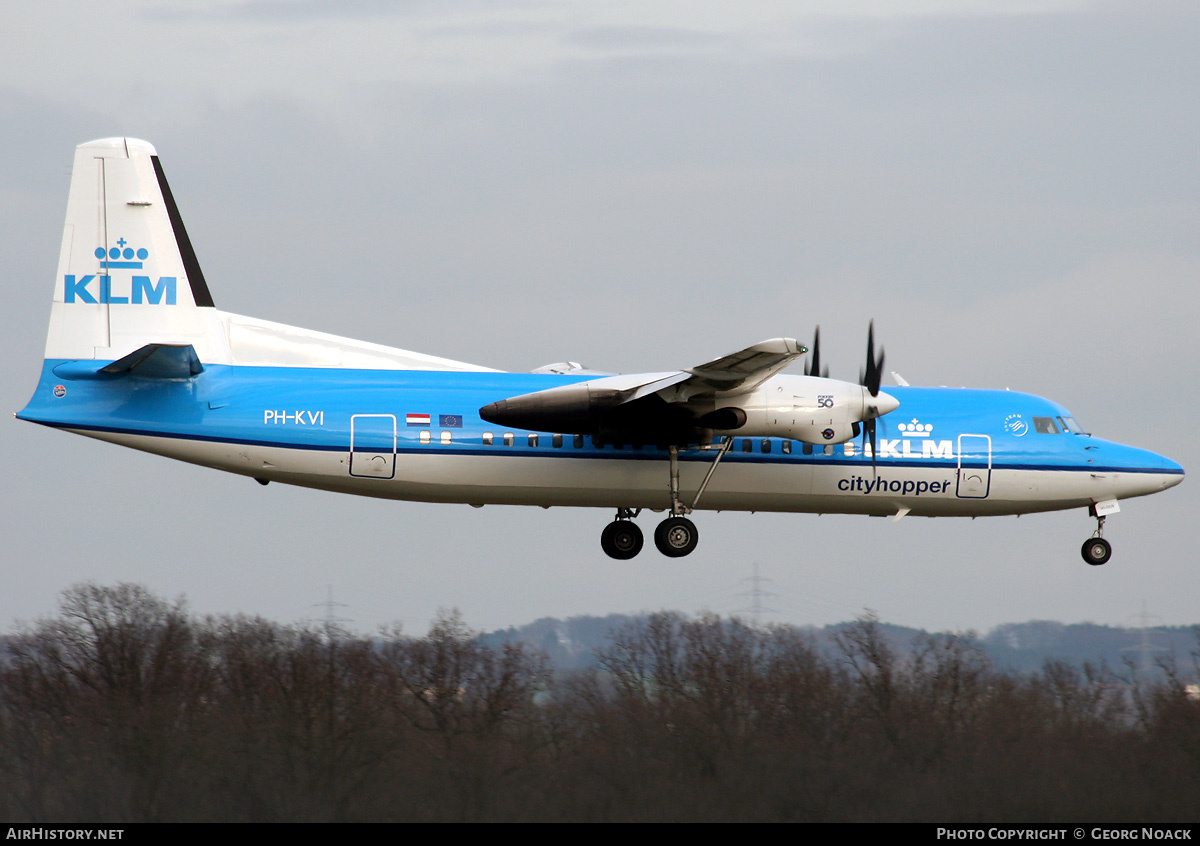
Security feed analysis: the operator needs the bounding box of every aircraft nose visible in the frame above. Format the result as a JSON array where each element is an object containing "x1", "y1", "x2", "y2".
[
  {"x1": 1107, "y1": 444, "x2": 1185, "y2": 498},
  {"x1": 1135, "y1": 448, "x2": 1184, "y2": 484},
  {"x1": 1159, "y1": 454, "x2": 1185, "y2": 489}
]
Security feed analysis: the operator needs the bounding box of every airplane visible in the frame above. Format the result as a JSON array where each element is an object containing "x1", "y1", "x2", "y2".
[{"x1": 17, "y1": 138, "x2": 1185, "y2": 564}]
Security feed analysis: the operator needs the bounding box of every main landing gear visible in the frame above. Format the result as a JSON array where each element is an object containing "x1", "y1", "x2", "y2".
[
  {"x1": 601, "y1": 509, "x2": 644, "y2": 560},
  {"x1": 600, "y1": 441, "x2": 731, "y2": 560},
  {"x1": 1081, "y1": 514, "x2": 1112, "y2": 566},
  {"x1": 655, "y1": 516, "x2": 698, "y2": 557}
]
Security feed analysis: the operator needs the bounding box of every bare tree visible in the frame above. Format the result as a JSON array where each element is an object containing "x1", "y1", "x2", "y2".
[
  {"x1": 374, "y1": 609, "x2": 550, "y2": 820},
  {"x1": 0, "y1": 583, "x2": 206, "y2": 821}
]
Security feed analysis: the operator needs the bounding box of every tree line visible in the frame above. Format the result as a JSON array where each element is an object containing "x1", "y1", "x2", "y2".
[{"x1": 0, "y1": 583, "x2": 1197, "y2": 822}]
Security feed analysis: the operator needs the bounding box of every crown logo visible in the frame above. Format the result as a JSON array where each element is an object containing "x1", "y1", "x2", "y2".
[
  {"x1": 897, "y1": 418, "x2": 933, "y2": 435},
  {"x1": 94, "y1": 238, "x2": 149, "y2": 269}
]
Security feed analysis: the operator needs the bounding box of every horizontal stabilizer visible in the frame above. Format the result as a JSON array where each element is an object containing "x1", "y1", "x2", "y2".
[{"x1": 100, "y1": 343, "x2": 204, "y2": 378}]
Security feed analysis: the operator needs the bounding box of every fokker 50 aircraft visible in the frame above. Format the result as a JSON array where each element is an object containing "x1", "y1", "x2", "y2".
[{"x1": 18, "y1": 139, "x2": 1184, "y2": 564}]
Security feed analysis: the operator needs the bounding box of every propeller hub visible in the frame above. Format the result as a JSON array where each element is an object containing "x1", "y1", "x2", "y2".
[{"x1": 870, "y1": 389, "x2": 900, "y2": 418}]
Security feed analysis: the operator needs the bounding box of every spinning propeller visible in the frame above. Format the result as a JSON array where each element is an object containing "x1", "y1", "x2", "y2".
[
  {"x1": 858, "y1": 320, "x2": 886, "y2": 474},
  {"x1": 803, "y1": 325, "x2": 829, "y2": 378},
  {"x1": 806, "y1": 320, "x2": 894, "y2": 474}
]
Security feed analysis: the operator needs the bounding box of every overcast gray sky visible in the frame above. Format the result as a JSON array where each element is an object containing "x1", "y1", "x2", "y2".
[{"x1": 3, "y1": 0, "x2": 1196, "y2": 636}]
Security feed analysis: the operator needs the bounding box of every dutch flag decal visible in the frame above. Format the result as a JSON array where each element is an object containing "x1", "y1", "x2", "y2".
[{"x1": 406, "y1": 413, "x2": 431, "y2": 427}]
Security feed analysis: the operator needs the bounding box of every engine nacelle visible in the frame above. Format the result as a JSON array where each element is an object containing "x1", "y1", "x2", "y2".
[
  {"x1": 480, "y1": 372, "x2": 898, "y2": 446},
  {"x1": 707, "y1": 374, "x2": 892, "y2": 444},
  {"x1": 480, "y1": 371, "x2": 701, "y2": 440}
]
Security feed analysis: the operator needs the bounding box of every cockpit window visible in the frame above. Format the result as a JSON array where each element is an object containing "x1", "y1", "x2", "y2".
[
  {"x1": 1058, "y1": 416, "x2": 1086, "y2": 435},
  {"x1": 1033, "y1": 417, "x2": 1060, "y2": 434}
]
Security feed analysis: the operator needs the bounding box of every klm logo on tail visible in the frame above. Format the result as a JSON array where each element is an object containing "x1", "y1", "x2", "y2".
[
  {"x1": 64, "y1": 240, "x2": 176, "y2": 305},
  {"x1": 97, "y1": 239, "x2": 148, "y2": 269},
  {"x1": 64, "y1": 275, "x2": 176, "y2": 304}
]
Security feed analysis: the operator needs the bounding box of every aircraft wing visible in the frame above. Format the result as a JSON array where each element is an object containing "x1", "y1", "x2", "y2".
[
  {"x1": 479, "y1": 338, "x2": 807, "y2": 439},
  {"x1": 682, "y1": 337, "x2": 806, "y2": 393},
  {"x1": 524, "y1": 337, "x2": 807, "y2": 391}
]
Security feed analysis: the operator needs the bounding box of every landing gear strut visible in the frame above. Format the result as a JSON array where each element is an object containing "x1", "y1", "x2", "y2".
[
  {"x1": 598, "y1": 440, "x2": 732, "y2": 559},
  {"x1": 655, "y1": 444, "x2": 704, "y2": 557},
  {"x1": 1081, "y1": 515, "x2": 1112, "y2": 566}
]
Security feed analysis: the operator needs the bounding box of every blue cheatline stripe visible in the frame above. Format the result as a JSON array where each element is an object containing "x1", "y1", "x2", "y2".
[{"x1": 31, "y1": 420, "x2": 1181, "y2": 475}]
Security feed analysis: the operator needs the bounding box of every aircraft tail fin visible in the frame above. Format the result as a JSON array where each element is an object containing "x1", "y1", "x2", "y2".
[
  {"x1": 43, "y1": 137, "x2": 227, "y2": 363},
  {"x1": 33, "y1": 138, "x2": 496, "y2": 380}
]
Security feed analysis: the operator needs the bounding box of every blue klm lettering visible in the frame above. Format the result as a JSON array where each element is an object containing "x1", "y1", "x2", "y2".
[{"x1": 64, "y1": 275, "x2": 177, "y2": 305}]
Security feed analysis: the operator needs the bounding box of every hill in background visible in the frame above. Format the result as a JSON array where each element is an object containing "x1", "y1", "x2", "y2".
[{"x1": 482, "y1": 614, "x2": 1198, "y2": 680}]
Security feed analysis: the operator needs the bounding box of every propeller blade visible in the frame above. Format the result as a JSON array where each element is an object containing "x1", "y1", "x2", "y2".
[
  {"x1": 864, "y1": 417, "x2": 878, "y2": 476},
  {"x1": 804, "y1": 325, "x2": 829, "y2": 378},
  {"x1": 860, "y1": 319, "x2": 884, "y2": 397},
  {"x1": 858, "y1": 320, "x2": 887, "y2": 476}
]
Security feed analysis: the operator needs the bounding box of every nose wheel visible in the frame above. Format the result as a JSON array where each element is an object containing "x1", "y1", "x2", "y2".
[
  {"x1": 1081, "y1": 514, "x2": 1112, "y2": 566},
  {"x1": 1081, "y1": 537, "x2": 1112, "y2": 566}
]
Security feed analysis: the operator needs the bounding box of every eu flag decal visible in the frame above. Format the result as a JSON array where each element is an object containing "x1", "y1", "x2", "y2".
[{"x1": 439, "y1": 414, "x2": 463, "y2": 428}]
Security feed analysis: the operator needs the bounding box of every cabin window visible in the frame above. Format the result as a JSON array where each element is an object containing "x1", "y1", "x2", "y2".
[
  {"x1": 782, "y1": 440, "x2": 792, "y2": 455},
  {"x1": 553, "y1": 434, "x2": 563, "y2": 448},
  {"x1": 419, "y1": 430, "x2": 431, "y2": 445},
  {"x1": 528, "y1": 433, "x2": 539, "y2": 447},
  {"x1": 574, "y1": 434, "x2": 584, "y2": 448},
  {"x1": 823, "y1": 445, "x2": 833, "y2": 456},
  {"x1": 802, "y1": 443, "x2": 813, "y2": 455},
  {"x1": 1033, "y1": 417, "x2": 1060, "y2": 434},
  {"x1": 760, "y1": 439, "x2": 772, "y2": 454},
  {"x1": 482, "y1": 432, "x2": 494, "y2": 446},
  {"x1": 592, "y1": 436, "x2": 604, "y2": 449},
  {"x1": 741, "y1": 439, "x2": 752, "y2": 453},
  {"x1": 441, "y1": 431, "x2": 452, "y2": 444},
  {"x1": 503, "y1": 433, "x2": 514, "y2": 447}
]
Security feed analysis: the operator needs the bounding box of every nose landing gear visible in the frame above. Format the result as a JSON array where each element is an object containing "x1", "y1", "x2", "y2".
[{"x1": 1081, "y1": 514, "x2": 1112, "y2": 566}]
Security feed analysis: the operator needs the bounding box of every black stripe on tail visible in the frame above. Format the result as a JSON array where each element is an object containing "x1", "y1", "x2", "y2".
[{"x1": 151, "y1": 155, "x2": 216, "y2": 308}]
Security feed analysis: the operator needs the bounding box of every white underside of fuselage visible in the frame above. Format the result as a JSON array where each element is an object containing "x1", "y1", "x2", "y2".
[{"x1": 73, "y1": 428, "x2": 1179, "y2": 518}]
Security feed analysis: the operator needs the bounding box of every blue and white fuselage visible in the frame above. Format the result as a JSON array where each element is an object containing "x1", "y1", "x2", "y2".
[
  {"x1": 16, "y1": 139, "x2": 1184, "y2": 563},
  {"x1": 19, "y1": 363, "x2": 1181, "y2": 517}
]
